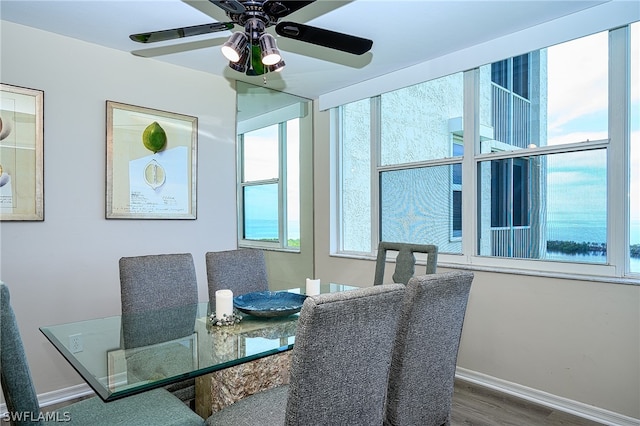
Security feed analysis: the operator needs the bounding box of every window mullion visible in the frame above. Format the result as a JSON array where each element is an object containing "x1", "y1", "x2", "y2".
[
  {"x1": 279, "y1": 122, "x2": 287, "y2": 248},
  {"x1": 334, "y1": 106, "x2": 344, "y2": 253},
  {"x1": 237, "y1": 134, "x2": 245, "y2": 244},
  {"x1": 608, "y1": 25, "x2": 630, "y2": 276},
  {"x1": 463, "y1": 69, "x2": 479, "y2": 259},
  {"x1": 371, "y1": 96, "x2": 381, "y2": 255}
]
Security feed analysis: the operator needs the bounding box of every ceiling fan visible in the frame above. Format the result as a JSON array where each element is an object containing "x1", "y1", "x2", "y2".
[{"x1": 129, "y1": 0, "x2": 373, "y2": 76}]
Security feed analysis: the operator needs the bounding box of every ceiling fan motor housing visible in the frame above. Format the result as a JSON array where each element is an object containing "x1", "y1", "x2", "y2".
[{"x1": 244, "y1": 18, "x2": 267, "y2": 44}]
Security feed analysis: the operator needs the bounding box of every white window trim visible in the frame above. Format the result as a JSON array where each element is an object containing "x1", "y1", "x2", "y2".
[{"x1": 333, "y1": 24, "x2": 639, "y2": 281}]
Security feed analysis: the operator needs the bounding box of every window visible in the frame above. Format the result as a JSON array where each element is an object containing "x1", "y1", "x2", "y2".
[
  {"x1": 490, "y1": 53, "x2": 532, "y2": 149},
  {"x1": 239, "y1": 120, "x2": 299, "y2": 250},
  {"x1": 335, "y1": 23, "x2": 638, "y2": 278},
  {"x1": 478, "y1": 149, "x2": 607, "y2": 261},
  {"x1": 631, "y1": 21, "x2": 639, "y2": 274},
  {"x1": 378, "y1": 73, "x2": 464, "y2": 254},
  {"x1": 451, "y1": 140, "x2": 463, "y2": 239},
  {"x1": 492, "y1": 54, "x2": 529, "y2": 100},
  {"x1": 380, "y1": 164, "x2": 462, "y2": 251},
  {"x1": 339, "y1": 98, "x2": 372, "y2": 253},
  {"x1": 490, "y1": 158, "x2": 530, "y2": 229},
  {"x1": 338, "y1": 73, "x2": 465, "y2": 254},
  {"x1": 478, "y1": 31, "x2": 610, "y2": 262}
]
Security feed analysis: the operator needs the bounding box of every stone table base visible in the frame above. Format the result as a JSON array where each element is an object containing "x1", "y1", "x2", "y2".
[{"x1": 195, "y1": 351, "x2": 292, "y2": 418}]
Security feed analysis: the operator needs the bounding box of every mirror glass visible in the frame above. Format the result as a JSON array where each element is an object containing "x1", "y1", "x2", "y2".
[{"x1": 236, "y1": 82, "x2": 314, "y2": 287}]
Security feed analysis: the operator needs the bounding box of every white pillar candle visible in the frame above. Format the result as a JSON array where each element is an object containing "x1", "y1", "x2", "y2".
[
  {"x1": 305, "y1": 278, "x2": 321, "y2": 296},
  {"x1": 215, "y1": 289, "x2": 234, "y2": 320}
]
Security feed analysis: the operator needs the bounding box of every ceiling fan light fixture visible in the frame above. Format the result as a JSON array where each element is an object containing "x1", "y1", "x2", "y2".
[
  {"x1": 259, "y1": 33, "x2": 281, "y2": 66},
  {"x1": 228, "y1": 47, "x2": 249, "y2": 72},
  {"x1": 221, "y1": 32, "x2": 247, "y2": 62},
  {"x1": 268, "y1": 60, "x2": 286, "y2": 73}
]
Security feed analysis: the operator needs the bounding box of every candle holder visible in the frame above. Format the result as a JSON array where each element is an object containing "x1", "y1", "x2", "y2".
[{"x1": 209, "y1": 311, "x2": 243, "y2": 327}]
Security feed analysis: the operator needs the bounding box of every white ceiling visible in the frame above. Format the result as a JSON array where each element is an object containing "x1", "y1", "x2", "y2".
[{"x1": 1, "y1": 0, "x2": 608, "y2": 99}]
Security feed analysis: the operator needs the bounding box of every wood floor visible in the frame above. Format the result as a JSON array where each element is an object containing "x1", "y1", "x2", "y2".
[
  {"x1": 3, "y1": 379, "x2": 604, "y2": 425},
  {"x1": 451, "y1": 380, "x2": 603, "y2": 425}
]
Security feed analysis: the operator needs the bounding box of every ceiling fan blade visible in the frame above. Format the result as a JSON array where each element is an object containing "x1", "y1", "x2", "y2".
[
  {"x1": 130, "y1": 22, "x2": 234, "y2": 43},
  {"x1": 277, "y1": 38, "x2": 372, "y2": 69},
  {"x1": 275, "y1": 22, "x2": 372, "y2": 55},
  {"x1": 132, "y1": 38, "x2": 227, "y2": 58},
  {"x1": 209, "y1": 0, "x2": 246, "y2": 14},
  {"x1": 263, "y1": 1, "x2": 316, "y2": 18}
]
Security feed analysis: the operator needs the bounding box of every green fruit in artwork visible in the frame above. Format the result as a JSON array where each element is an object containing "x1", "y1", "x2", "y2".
[{"x1": 142, "y1": 121, "x2": 167, "y2": 153}]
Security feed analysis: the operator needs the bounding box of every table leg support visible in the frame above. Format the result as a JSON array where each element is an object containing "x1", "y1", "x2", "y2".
[{"x1": 195, "y1": 351, "x2": 292, "y2": 418}]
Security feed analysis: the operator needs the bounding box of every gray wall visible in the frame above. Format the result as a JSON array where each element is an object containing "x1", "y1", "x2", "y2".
[{"x1": 0, "y1": 21, "x2": 238, "y2": 396}]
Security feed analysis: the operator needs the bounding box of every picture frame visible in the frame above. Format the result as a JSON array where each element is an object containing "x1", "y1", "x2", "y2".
[
  {"x1": 106, "y1": 101, "x2": 197, "y2": 219},
  {"x1": 0, "y1": 83, "x2": 44, "y2": 221}
]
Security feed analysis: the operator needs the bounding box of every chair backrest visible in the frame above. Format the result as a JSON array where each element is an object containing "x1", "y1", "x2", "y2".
[
  {"x1": 384, "y1": 271, "x2": 474, "y2": 426},
  {"x1": 285, "y1": 284, "x2": 405, "y2": 426},
  {"x1": 205, "y1": 249, "x2": 268, "y2": 301},
  {"x1": 374, "y1": 241, "x2": 438, "y2": 285},
  {"x1": 0, "y1": 283, "x2": 43, "y2": 424},
  {"x1": 119, "y1": 253, "x2": 198, "y2": 348}
]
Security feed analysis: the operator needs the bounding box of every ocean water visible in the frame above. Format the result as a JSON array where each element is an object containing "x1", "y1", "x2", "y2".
[
  {"x1": 547, "y1": 220, "x2": 606, "y2": 245},
  {"x1": 245, "y1": 218, "x2": 640, "y2": 272},
  {"x1": 546, "y1": 218, "x2": 640, "y2": 271},
  {"x1": 245, "y1": 219, "x2": 300, "y2": 240}
]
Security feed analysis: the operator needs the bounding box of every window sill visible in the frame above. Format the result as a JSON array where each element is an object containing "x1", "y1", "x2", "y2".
[
  {"x1": 239, "y1": 242, "x2": 300, "y2": 254},
  {"x1": 329, "y1": 252, "x2": 640, "y2": 286}
]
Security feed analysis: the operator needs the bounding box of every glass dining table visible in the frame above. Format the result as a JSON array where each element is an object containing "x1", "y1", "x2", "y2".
[{"x1": 39, "y1": 283, "x2": 358, "y2": 408}]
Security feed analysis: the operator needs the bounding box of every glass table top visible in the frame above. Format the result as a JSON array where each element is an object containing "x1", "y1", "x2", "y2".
[{"x1": 40, "y1": 283, "x2": 358, "y2": 402}]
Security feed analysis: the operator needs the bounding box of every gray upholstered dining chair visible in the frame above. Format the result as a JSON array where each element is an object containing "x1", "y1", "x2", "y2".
[
  {"x1": 119, "y1": 253, "x2": 199, "y2": 406},
  {"x1": 0, "y1": 283, "x2": 205, "y2": 426},
  {"x1": 384, "y1": 271, "x2": 474, "y2": 426},
  {"x1": 374, "y1": 241, "x2": 438, "y2": 285},
  {"x1": 205, "y1": 283, "x2": 406, "y2": 426},
  {"x1": 205, "y1": 249, "x2": 268, "y2": 301}
]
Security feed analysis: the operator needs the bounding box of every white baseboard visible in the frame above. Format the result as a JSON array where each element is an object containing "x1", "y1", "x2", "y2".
[
  {"x1": 1, "y1": 383, "x2": 94, "y2": 415},
  {"x1": 38, "y1": 383, "x2": 95, "y2": 408},
  {"x1": 456, "y1": 367, "x2": 640, "y2": 426}
]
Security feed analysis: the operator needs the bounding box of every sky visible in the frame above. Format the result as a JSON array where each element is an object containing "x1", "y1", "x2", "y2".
[
  {"x1": 242, "y1": 120, "x2": 300, "y2": 234},
  {"x1": 546, "y1": 24, "x2": 639, "y2": 245}
]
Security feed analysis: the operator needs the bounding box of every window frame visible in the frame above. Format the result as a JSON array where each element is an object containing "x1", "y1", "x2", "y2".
[
  {"x1": 333, "y1": 24, "x2": 638, "y2": 280},
  {"x1": 238, "y1": 119, "x2": 299, "y2": 252}
]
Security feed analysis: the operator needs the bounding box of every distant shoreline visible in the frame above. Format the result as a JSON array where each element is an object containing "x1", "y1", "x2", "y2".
[{"x1": 547, "y1": 240, "x2": 640, "y2": 258}]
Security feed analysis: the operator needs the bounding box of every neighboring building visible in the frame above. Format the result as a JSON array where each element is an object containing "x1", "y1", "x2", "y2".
[
  {"x1": 479, "y1": 51, "x2": 548, "y2": 259},
  {"x1": 340, "y1": 51, "x2": 549, "y2": 259}
]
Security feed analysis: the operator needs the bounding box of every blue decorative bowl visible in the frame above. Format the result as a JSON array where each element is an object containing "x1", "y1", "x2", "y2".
[{"x1": 233, "y1": 291, "x2": 308, "y2": 318}]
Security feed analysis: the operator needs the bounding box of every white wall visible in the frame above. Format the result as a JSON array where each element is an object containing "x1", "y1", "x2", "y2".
[
  {"x1": 0, "y1": 21, "x2": 238, "y2": 395},
  {"x1": 313, "y1": 94, "x2": 640, "y2": 423}
]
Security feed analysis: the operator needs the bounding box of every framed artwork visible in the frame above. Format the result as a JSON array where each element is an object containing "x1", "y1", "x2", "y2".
[
  {"x1": 106, "y1": 101, "x2": 197, "y2": 219},
  {"x1": 0, "y1": 84, "x2": 44, "y2": 221}
]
